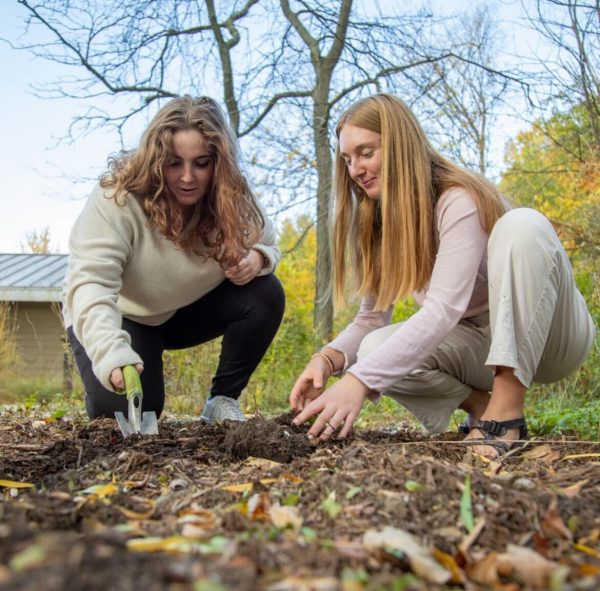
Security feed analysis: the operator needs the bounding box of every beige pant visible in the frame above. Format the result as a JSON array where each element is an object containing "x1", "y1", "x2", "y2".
[{"x1": 357, "y1": 209, "x2": 597, "y2": 433}]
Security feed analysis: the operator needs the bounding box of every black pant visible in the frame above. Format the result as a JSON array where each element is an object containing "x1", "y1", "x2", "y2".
[{"x1": 68, "y1": 275, "x2": 285, "y2": 419}]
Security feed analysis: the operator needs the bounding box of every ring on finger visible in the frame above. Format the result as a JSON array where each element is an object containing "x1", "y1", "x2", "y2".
[{"x1": 325, "y1": 421, "x2": 336, "y2": 431}]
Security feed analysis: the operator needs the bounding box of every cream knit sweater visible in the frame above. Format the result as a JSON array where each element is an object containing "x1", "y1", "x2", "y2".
[{"x1": 63, "y1": 184, "x2": 280, "y2": 391}]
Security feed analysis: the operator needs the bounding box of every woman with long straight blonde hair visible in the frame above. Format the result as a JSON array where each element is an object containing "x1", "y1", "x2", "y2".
[
  {"x1": 290, "y1": 93, "x2": 595, "y2": 458},
  {"x1": 64, "y1": 96, "x2": 284, "y2": 425}
]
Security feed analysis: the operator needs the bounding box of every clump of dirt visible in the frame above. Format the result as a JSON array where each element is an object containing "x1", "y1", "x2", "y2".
[{"x1": 223, "y1": 416, "x2": 312, "y2": 462}]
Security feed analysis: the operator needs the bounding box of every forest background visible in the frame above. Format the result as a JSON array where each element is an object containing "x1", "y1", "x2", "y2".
[{"x1": 0, "y1": 0, "x2": 598, "y2": 438}]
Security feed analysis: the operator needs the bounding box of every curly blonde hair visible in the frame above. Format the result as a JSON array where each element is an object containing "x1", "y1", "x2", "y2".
[
  {"x1": 333, "y1": 93, "x2": 506, "y2": 311},
  {"x1": 100, "y1": 95, "x2": 263, "y2": 268}
]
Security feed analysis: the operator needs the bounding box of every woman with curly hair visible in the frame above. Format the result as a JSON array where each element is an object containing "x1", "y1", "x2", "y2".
[
  {"x1": 64, "y1": 96, "x2": 284, "y2": 423},
  {"x1": 290, "y1": 93, "x2": 595, "y2": 458}
]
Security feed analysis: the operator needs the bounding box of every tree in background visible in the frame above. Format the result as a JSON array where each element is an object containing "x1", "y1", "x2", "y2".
[
  {"x1": 21, "y1": 227, "x2": 53, "y2": 254},
  {"x1": 525, "y1": 0, "x2": 599, "y2": 149},
  {"x1": 15, "y1": 0, "x2": 518, "y2": 342},
  {"x1": 501, "y1": 102, "x2": 599, "y2": 254}
]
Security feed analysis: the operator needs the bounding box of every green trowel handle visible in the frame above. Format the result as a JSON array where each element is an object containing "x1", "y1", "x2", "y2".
[{"x1": 122, "y1": 365, "x2": 143, "y2": 400}]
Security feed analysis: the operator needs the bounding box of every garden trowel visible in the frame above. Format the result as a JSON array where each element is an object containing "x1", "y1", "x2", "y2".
[{"x1": 115, "y1": 365, "x2": 159, "y2": 437}]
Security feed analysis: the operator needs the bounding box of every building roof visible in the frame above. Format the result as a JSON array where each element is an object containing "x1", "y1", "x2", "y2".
[{"x1": 0, "y1": 253, "x2": 68, "y2": 303}]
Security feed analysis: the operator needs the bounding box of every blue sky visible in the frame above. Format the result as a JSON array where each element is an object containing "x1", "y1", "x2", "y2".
[{"x1": 0, "y1": 0, "x2": 536, "y2": 254}]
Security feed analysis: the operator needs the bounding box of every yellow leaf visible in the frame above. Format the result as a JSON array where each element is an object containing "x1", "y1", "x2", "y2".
[
  {"x1": 575, "y1": 543, "x2": 600, "y2": 560},
  {"x1": 561, "y1": 453, "x2": 600, "y2": 461},
  {"x1": 127, "y1": 535, "x2": 190, "y2": 553},
  {"x1": 259, "y1": 478, "x2": 279, "y2": 485},
  {"x1": 80, "y1": 483, "x2": 119, "y2": 498},
  {"x1": 0, "y1": 479, "x2": 34, "y2": 489},
  {"x1": 222, "y1": 482, "x2": 253, "y2": 493}
]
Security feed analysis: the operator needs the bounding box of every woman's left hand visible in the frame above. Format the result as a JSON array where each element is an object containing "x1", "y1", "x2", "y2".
[
  {"x1": 224, "y1": 250, "x2": 263, "y2": 285},
  {"x1": 292, "y1": 373, "x2": 370, "y2": 440}
]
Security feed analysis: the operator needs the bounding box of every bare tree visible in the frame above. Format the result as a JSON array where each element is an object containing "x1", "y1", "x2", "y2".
[
  {"x1": 417, "y1": 6, "x2": 510, "y2": 174},
  {"x1": 526, "y1": 0, "x2": 600, "y2": 148},
  {"x1": 14, "y1": 0, "x2": 517, "y2": 340}
]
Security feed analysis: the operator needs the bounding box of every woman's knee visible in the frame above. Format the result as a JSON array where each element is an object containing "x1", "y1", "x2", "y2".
[
  {"x1": 357, "y1": 324, "x2": 400, "y2": 360},
  {"x1": 490, "y1": 208, "x2": 557, "y2": 254},
  {"x1": 247, "y1": 274, "x2": 286, "y2": 322}
]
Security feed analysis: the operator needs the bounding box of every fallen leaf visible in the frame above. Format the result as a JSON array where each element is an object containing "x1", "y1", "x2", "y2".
[
  {"x1": 502, "y1": 544, "x2": 563, "y2": 588},
  {"x1": 561, "y1": 453, "x2": 600, "y2": 461},
  {"x1": 244, "y1": 457, "x2": 282, "y2": 469},
  {"x1": 117, "y1": 497, "x2": 156, "y2": 520},
  {"x1": 0, "y1": 479, "x2": 34, "y2": 489},
  {"x1": 268, "y1": 503, "x2": 303, "y2": 530},
  {"x1": 363, "y1": 526, "x2": 451, "y2": 584},
  {"x1": 558, "y1": 478, "x2": 588, "y2": 497},
  {"x1": 127, "y1": 535, "x2": 229, "y2": 555},
  {"x1": 574, "y1": 543, "x2": 600, "y2": 560},
  {"x1": 466, "y1": 551, "x2": 502, "y2": 586},
  {"x1": 522, "y1": 445, "x2": 554, "y2": 460},
  {"x1": 279, "y1": 472, "x2": 304, "y2": 485},
  {"x1": 222, "y1": 482, "x2": 253, "y2": 493},
  {"x1": 243, "y1": 492, "x2": 271, "y2": 520},
  {"x1": 432, "y1": 547, "x2": 463, "y2": 584},
  {"x1": 267, "y1": 576, "x2": 338, "y2": 591},
  {"x1": 541, "y1": 497, "x2": 572, "y2": 541},
  {"x1": 80, "y1": 483, "x2": 119, "y2": 498}
]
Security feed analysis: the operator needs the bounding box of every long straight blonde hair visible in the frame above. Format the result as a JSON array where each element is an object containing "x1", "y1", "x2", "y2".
[{"x1": 332, "y1": 93, "x2": 506, "y2": 311}]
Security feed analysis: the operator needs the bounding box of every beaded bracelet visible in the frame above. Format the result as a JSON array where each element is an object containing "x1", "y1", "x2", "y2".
[{"x1": 311, "y1": 351, "x2": 335, "y2": 375}]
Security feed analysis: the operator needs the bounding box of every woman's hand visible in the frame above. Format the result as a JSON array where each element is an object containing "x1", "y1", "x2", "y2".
[
  {"x1": 110, "y1": 363, "x2": 143, "y2": 391},
  {"x1": 224, "y1": 250, "x2": 264, "y2": 285},
  {"x1": 292, "y1": 373, "x2": 369, "y2": 440},
  {"x1": 289, "y1": 356, "x2": 333, "y2": 412}
]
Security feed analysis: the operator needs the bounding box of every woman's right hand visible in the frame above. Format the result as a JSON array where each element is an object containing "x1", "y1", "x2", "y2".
[
  {"x1": 289, "y1": 356, "x2": 333, "y2": 412},
  {"x1": 110, "y1": 363, "x2": 143, "y2": 391}
]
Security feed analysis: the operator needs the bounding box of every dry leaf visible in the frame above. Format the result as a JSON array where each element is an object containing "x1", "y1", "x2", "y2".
[
  {"x1": 502, "y1": 544, "x2": 563, "y2": 588},
  {"x1": 267, "y1": 576, "x2": 338, "y2": 591},
  {"x1": 541, "y1": 497, "x2": 572, "y2": 541},
  {"x1": 522, "y1": 445, "x2": 553, "y2": 460},
  {"x1": 574, "y1": 543, "x2": 600, "y2": 560},
  {"x1": 117, "y1": 497, "x2": 156, "y2": 520},
  {"x1": 363, "y1": 526, "x2": 451, "y2": 584},
  {"x1": 244, "y1": 492, "x2": 271, "y2": 520},
  {"x1": 561, "y1": 453, "x2": 600, "y2": 461},
  {"x1": 222, "y1": 482, "x2": 253, "y2": 493},
  {"x1": 432, "y1": 547, "x2": 463, "y2": 583},
  {"x1": 268, "y1": 503, "x2": 303, "y2": 530},
  {"x1": 244, "y1": 457, "x2": 282, "y2": 469},
  {"x1": 558, "y1": 478, "x2": 588, "y2": 497},
  {"x1": 280, "y1": 472, "x2": 304, "y2": 484},
  {"x1": 80, "y1": 483, "x2": 119, "y2": 498},
  {"x1": 0, "y1": 479, "x2": 34, "y2": 489}
]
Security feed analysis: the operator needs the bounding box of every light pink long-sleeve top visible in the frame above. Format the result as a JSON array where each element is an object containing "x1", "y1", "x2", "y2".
[{"x1": 328, "y1": 187, "x2": 493, "y2": 393}]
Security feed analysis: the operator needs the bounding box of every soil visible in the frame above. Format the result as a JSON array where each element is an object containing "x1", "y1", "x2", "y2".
[{"x1": 0, "y1": 410, "x2": 599, "y2": 590}]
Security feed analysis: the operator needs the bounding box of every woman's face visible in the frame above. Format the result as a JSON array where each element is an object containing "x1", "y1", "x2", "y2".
[
  {"x1": 164, "y1": 129, "x2": 215, "y2": 209},
  {"x1": 338, "y1": 124, "x2": 382, "y2": 199}
]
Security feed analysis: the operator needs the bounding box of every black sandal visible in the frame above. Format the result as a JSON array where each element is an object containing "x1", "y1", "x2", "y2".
[{"x1": 462, "y1": 418, "x2": 528, "y2": 457}]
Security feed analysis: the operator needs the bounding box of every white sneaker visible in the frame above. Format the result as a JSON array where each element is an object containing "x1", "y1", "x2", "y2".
[{"x1": 200, "y1": 396, "x2": 247, "y2": 423}]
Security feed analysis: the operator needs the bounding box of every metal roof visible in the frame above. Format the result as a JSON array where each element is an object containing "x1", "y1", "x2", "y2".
[{"x1": 0, "y1": 253, "x2": 68, "y2": 303}]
